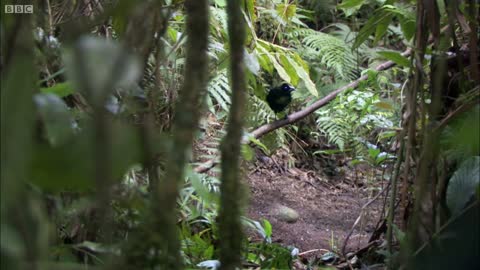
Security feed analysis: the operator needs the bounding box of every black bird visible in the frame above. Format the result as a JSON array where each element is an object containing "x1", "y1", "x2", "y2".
[{"x1": 266, "y1": 83, "x2": 295, "y2": 114}]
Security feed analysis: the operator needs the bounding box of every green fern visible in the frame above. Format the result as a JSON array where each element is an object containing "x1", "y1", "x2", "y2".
[
  {"x1": 315, "y1": 89, "x2": 395, "y2": 156},
  {"x1": 291, "y1": 28, "x2": 357, "y2": 80},
  {"x1": 207, "y1": 69, "x2": 230, "y2": 114}
]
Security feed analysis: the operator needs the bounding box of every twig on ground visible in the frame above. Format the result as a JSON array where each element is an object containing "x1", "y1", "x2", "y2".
[
  {"x1": 298, "y1": 248, "x2": 330, "y2": 257},
  {"x1": 341, "y1": 183, "x2": 390, "y2": 256}
]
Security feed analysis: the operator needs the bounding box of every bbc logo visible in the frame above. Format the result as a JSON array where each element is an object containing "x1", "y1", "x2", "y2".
[{"x1": 5, "y1": 5, "x2": 33, "y2": 14}]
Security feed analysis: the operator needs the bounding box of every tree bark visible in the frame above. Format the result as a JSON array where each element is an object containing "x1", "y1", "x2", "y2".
[
  {"x1": 154, "y1": 0, "x2": 210, "y2": 268},
  {"x1": 218, "y1": 0, "x2": 247, "y2": 269}
]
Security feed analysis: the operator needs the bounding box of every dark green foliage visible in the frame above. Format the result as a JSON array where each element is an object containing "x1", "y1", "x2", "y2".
[
  {"x1": 247, "y1": 243, "x2": 294, "y2": 269},
  {"x1": 446, "y1": 157, "x2": 480, "y2": 216},
  {"x1": 1, "y1": 0, "x2": 478, "y2": 269}
]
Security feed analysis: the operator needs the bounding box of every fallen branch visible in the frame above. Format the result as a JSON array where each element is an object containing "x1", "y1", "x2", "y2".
[
  {"x1": 298, "y1": 248, "x2": 330, "y2": 257},
  {"x1": 194, "y1": 48, "x2": 413, "y2": 174}
]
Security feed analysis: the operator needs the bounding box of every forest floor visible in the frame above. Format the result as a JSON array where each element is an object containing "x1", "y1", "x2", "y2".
[{"x1": 245, "y1": 154, "x2": 388, "y2": 257}]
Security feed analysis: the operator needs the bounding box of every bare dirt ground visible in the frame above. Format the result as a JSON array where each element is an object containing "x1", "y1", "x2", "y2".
[{"x1": 245, "y1": 161, "x2": 387, "y2": 256}]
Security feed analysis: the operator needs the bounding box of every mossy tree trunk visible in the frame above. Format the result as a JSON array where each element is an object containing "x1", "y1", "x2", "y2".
[
  {"x1": 218, "y1": 0, "x2": 248, "y2": 269},
  {"x1": 154, "y1": 0, "x2": 210, "y2": 268},
  {"x1": 1, "y1": 3, "x2": 49, "y2": 268}
]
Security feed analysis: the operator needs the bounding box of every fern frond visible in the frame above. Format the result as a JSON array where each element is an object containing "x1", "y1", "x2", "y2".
[
  {"x1": 207, "y1": 70, "x2": 231, "y2": 113},
  {"x1": 291, "y1": 28, "x2": 358, "y2": 80}
]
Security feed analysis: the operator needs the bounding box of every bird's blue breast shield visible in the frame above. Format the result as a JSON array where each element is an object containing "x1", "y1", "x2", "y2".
[{"x1": 281, "y1": 83, "x2": 295, "y2": 92}]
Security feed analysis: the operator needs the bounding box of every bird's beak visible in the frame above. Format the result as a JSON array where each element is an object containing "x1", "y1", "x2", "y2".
[{"x1": 289, "y1": 86, "x2": 296, "y2": 92}]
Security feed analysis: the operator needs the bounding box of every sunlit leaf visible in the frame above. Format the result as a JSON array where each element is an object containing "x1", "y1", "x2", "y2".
[
  {"x1": 214, "y1": 0, "x2": 226, "y2": 7},
  {"x1": 40, "y1": 82, "x2": 75, "y2": 97},
  {"x1": 338, "y1": 0, "x2": 366, "y2": 17},
  {"x1": 377, "y1": 50, "x2": 410, "y2": 67},
  {"x1": 242, "y1": 144, "x2": 254, "y2": 161},
  {"x1": 244, "y1": 50, "x2": 260, "y2": 75},
  {"x1": 287, "y1": 55, "x2": 317, "y2": 96},
  {"x1": 267, "y1": 51, "x2": 290, "y2": 82},
  {"x1": 262, "y1": 219, "x2": 272, "y2": 238},
  {"x1": 276, "y1": 3, "x2": 297, "y2": 22},
  {"x1": 279, "y1": 54, "x2": 299, "y2": 86},
  {"x1": 374, "y1": 101, "x2": 394, "y2": 110},
  {"x1": 34, "y1": 93, "x2": 75, "y2": 146}
]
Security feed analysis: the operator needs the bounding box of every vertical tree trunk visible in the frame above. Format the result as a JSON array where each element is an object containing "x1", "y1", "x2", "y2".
[
  {"x1": 218, "y1": 0, "x2": 247, "y2": 269},
  {"x1": 406, "y1": 1, "x2": 446, "y2": 268},
  {"x1": 1, "y1": 3, "x2": 48, "y2": 268},
  {"x1": 154, "y1": 0, "x2": 210, "y2": 268}
]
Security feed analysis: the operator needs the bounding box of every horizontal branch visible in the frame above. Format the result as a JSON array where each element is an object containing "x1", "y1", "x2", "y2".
[{"x1": 194, "y1": 48, "x2": 413, "y2": 174}]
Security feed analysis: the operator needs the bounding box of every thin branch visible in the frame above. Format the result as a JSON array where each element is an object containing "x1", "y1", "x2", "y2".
[{"x1": 194, "y1": 48, "x2": 413, "y2": 174}]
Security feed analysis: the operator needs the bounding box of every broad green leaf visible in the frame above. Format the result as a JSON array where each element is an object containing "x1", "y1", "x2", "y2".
[
  {"x1": 400, "y1": 18, "x2": 415, "y2": 40},
  {"x1": 257, "y1": 52, "x2": 274, "y2": 74},
  {"x1": 291, "y1": 53, "x2": 310, "y2": 72},
  {"x1": 287, "y1": 56, "x2": 317, "y2": 97},
  {"x1": 30, "y1": 123, "x2": 141, "y2": 192},
  {"x1": 214, "y1": 0, "x2": 226, "y2": 7},
  {"x1": 262, "y1": 219, "x2": 272, "y2": 238},
  {"x1": 242, "y1": 144, "x2": 254, "y2": 161},
  {"x1": 279, "y1": 54, "x2": 299, "y2": 86},
  {"x1": 373, "y1": 13, "x2": 394, "y2": 44},
  {"x1": 267, "y1": 52, "x2": 291, "y2": 83},
  {"x1": 447, "y1": 157, "x2": 480, "y2": 215},
  {"x1": 377, "y1": 50, "x2": 410, "y2": 67},
  {"x1": 338, "y1": 0, "x2": 366, "y2": 9},
  {"x1": 338, "y1": 0, "x2": 366, "y2": 17},
  {"x1": 40, "y1": 82, "x2": 75, "y2": 97},
  {"x1": 353, "y1": 9, "x2": 392, "y2": 49},
  {"x1": 378, "y1": 130, "x2": 397, "y2": 140},
  {"x1": 255, "y1": 44, "x2": 274, "y2": 74},
  {"x1": 368, "y1": 148, "x2": 381, "y2": 159},
  {"x1": 276, "y1": 4, "x2": 297, "y2": 22},
  {"x1": 167, "y1": 26, "x2": 179, "y2": 42},
  {"x1": 30, "y1": 140, "x2": 95, "y2": 192},
  {"x1": 244, "y1": 50, "x2": 260, "y2": 75},
  {"x1": 247, "y1": 134, "x2": 269, "y2": 153},
  {"x1": 243, "y1": 218, "x2": 269, "y2": 241},
  {"x1": 34, "y1": 93, "x2": 74, "y2": 146},
  {"x1": 245, "y1": 0, "x2": 257, "y2": 22}
]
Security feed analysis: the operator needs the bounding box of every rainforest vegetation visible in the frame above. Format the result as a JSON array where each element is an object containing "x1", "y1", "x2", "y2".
[{"x1": 1, "y1": 0, "x2": 479, "y2": 269}]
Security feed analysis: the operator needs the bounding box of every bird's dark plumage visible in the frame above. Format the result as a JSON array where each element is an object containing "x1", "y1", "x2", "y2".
[{"x1": 266, "y1": 83, "x2": 295, "y2": 114}]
